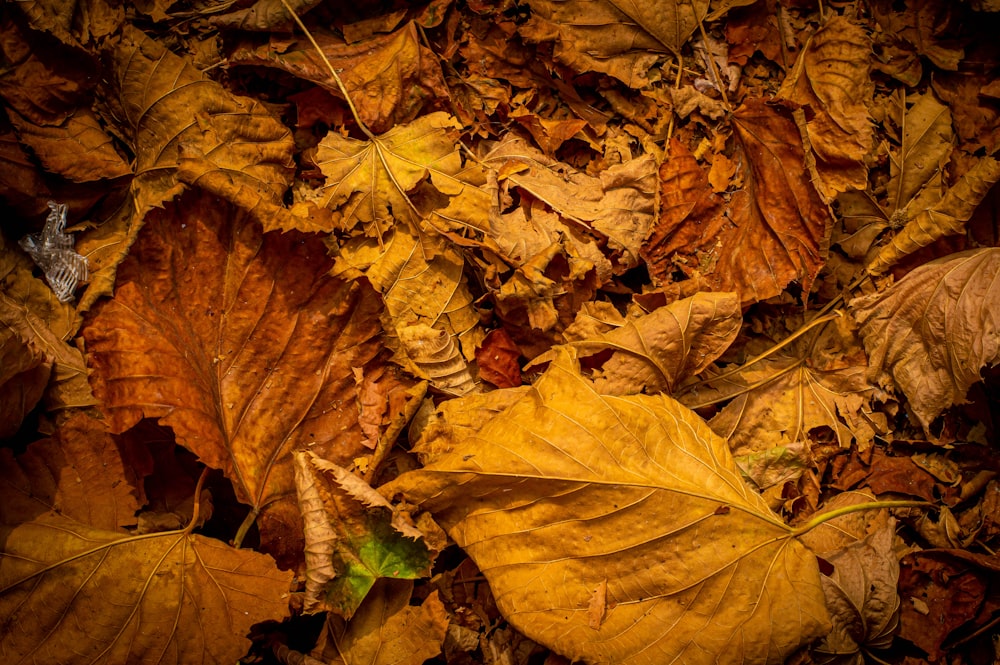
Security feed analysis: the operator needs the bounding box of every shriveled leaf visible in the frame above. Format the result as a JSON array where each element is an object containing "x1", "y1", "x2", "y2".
[
  {"x1": 521, "y1": 0, "x2": 710, "y2": 86},
  {"x1": 867, "y1": 156, "x2": 1000, "y2": 275},
  {"x1": 0, "y1": 412, "x2": 141, "y2": 530},
  {"x1": 83, "y1": 189, "x2": 385, "y2": 562},
  {"x1": 475, "y1": 328, "x2": 523, "y2": 389},
  {"x1": 850, "y1": 248, "x2": 1000, "y2": 429},
  {"x1": 778, "y1": 15, "x2": 874, "y2": 199},
  {"x1": 313, "y1": 112, "x2": 489, "y2": 238},
  {"x1": 483, "y1": 135, "x2": 657, "y2": 271},
  {"x1": 381, "y1": 348, "x2": 831, "y2": 665},
  {"x1": 294, "y1": 452, "x2": 432, "y2": 618},
  {"x1": 317, "y1": 580, "x2": 448, "y2": 665},
  {"x1": 0, "y1": 514, "x2": 291, "y2": 665},
  {"x1": 682, "y1": 314, "x2": 883, "y2": 454},
  {"x1": 532, "y1": 291, "x2": 741, "y2": 395},
  {"x1": 230, "y1": 22, "x2": 449, "y2": 134},
  {"x1": 398, "y1": 324, "x2": 479, "y2": 396},
  {"x1": 643, "y1": 117, "x2": 832, "y2": 305},
  {"x1": 103, "y1": 26, "x2": 299, "y2": 231},
  {"x1": 811, "y1": 519, "x2": 901, "y2": 665}
]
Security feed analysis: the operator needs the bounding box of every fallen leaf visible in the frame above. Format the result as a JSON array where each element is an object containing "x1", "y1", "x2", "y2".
[
  {"x1": 397, "y1": 323, "x2": 479, "y2": 396},
  {"x1": 6, "y1": 0, "x2": 122, "y2": 48},
  {"x1": 521, "y1": 0, "x2": 710, "y2": 87},
  {"x1": 887, "y1": 91, "x2": 953, "y2": 216},
  {"x1": 811, "y1": 519, "x2": 901, "y2": 665},
  {"x1": 315, "y1": 579, "x2": 448, "y2": 665},
  {"x1": 83, "y1": 189, "x2": 385, "y2": 562},
  {"x1": 293, "y1": 452, "x2": 432, "y2": 617},
  {"x1": 850, "y1": 248, "x2": 1000, "y2": 429},
  {"x1": 209, "y1": 0, "x2": 324, "y2": 31},
  {"x1": 0, "y1": 513, "x2": 291, "y2": 664},
  {"x1": 475, "y1": 328, "x2": 523, "y2": 389},
  {"x1": 381, "y1": 347, "x2": 830, "y2": 665},
  {"x1": 872, "y1": 0, "x2": 965, "y2": 72},
  {"x1": 778, "y1": 14, "x2": 874, "y2": 200}
]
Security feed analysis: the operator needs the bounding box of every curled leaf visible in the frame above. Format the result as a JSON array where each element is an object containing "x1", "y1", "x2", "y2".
[{"x1": 850, "y1": 248, "x2": 1000, "y2": 429}]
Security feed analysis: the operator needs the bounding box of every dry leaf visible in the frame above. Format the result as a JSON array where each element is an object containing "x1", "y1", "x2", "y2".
[
  {"x1": 397, "y1": 323, "x2": 479, "y2": 396},
  {"x1": 210, "y1": 0, "x2": 324, "y2": 30},
  {"x1": 316, "y1": 579, "x2": 448, "y2": 665},
  {"x1": 887, "y1": 91, "x2": 953, "y2": 216},
  {"x1": 778, "y1": 14, "x2": 874, "y2": 199},
  {"x1": 521, "y1": 0, "x2": 710, "y2": 86},
  {"x1": 83, "y1": 189, "x2": 385, "y2": 563},
  {"x1": 850, "y1": 248, "x2": 1000, "y2": 430},
  {"x1": 0, "y1": 513, "x2": 291, "y2": 664},
  {"x1": 381, "y1": 347, "x2": 830, "y2": 665}
]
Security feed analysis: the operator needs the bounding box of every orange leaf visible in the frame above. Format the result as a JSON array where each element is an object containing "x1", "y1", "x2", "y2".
[{"x1": 83, "y1": 189, "x2": 386, "y2": 562}]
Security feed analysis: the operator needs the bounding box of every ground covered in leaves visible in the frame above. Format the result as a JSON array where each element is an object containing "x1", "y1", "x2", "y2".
[{"x1": 2, "y1": 0, "x2": 1000, "y2": 664}]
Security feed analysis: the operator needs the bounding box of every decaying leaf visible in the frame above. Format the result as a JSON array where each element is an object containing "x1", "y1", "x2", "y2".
[
  {"x1": 683, "y1": 314, "x2": 884, "y2": 454},
  {"x1": 521, "y1": 0, "x2": 710, "y2": 86},
  {"x1": 293, "y1": 452, "x2": 432, "y2": 618},
  {"x1": 83, "y1": 189, "x2": 385, "y2": 562},
  {"x1": 0, "y1": 513, "x2": 291, "y2": 664},
  {"x1": 315, "y1": 579, "x2": 448, "y2": 665},
  {"x1": 210, "y1": 0, "x2": 324, "y2": 31},
  {"x1": 887, "y1": 91, "x2": 954, "y2": 216},
  {"x1": 850, "y1": 247, "x2": 1000, "y2": 429},
  {"x1": 397, "y1": 324, "x2": 479, "y2": 396},
  {"x1": 381, "y1": 348, "x2": 830, "y2": 665}
]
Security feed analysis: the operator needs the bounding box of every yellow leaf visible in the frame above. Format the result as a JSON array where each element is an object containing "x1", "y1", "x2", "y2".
[{"x1": 381, "y1": 348, "x2": 831, "y2": 665}]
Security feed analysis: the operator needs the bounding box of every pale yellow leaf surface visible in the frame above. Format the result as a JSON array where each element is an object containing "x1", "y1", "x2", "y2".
[
  {"x1": 317, "y1": 580, "x2": 448, "y2": 665},
  {"x1": 682, "y1": 315, "x2": 882, "y2": 454},
  {"x1": 484, "y1": 136, "x2": 657, "y2": 270},
  {"x1": 521, "y1": 0, "x2": 710, "y2": 86},
  {"x1": 851, "y1": 248, "x2": 1000, "y2": 429},
  {"x1": 313, "y1": 112, "x2": 489, "y2": 238},
  {"x1": 381, "y1": 348, "x2": 831, "y2": 665}
]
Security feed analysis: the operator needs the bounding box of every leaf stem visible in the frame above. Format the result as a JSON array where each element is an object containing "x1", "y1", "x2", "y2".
[
  {"x1": 233, "y1": 506, "x2": 260, "y2": 549},
  {"x1": 184, "y1": 467, "x2": 210, "y2": 534},
  {"x1": 277, "y1": 0, "x2": 375, "y2": 139},
  {"x1": 789, "y1": 500, "x2": 932, "y2": 537}
]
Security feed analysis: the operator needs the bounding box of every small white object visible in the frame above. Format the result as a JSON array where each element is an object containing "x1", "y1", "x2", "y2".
[{"x1": 19, "y1": 201, "x2": 88, "y2": 302}]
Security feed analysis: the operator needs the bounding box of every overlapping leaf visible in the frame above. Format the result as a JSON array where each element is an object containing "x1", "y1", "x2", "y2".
[
  {"x1": 83, "y1": 189, "x2": 386, "y2": 562},
  {"x1": 381, "y1": 348, "x2": 831, "y2": 665},
  {"x1": 850, "y1": 248, "x2": 1000, "y2": 429}
]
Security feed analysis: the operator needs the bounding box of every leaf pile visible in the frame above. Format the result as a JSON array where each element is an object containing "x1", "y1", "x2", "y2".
[{"x1": 2, "y1": 1, "x2": 1000, "y2": 665}]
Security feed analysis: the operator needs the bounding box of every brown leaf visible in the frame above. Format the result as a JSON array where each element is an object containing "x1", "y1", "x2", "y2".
[
  {"x1": 643, "y1": 114, "x2": 833, "y2": 305},
  {"x1": 872, "y1": 0, "x2": 965, "y2": 72},
  {"x1": 475, "y1": 328, "x2": 523, "y2": 389},
  {"x1": 0, "y1": 513, "x2": 291, "y2": 664},
  {"x1": 102, "y1": 26, "x2": 298, "y2": 231},
  {"x1": 850, "y1": 248, "x2": 1000, "y2": 429},
  {"x1": 520, "y1": 0, "x2": 710, "y2": 86},
  {"x1": 6, "y1": 0, "x2": 122, "y2": 48},
  {"x1": 778, "y1": 15, "x2": 874, "y2": 199},
  {"x1": 209, "y1": 0, "x2": 324, "y2": 31},
  {"x1": 83, "y1": 189, "x2": 385, "y2": 562},
  {"x1": 316, "y1": 579, "x2": 448, "y2": 665},
  {"x1": 887, "y1": 91, "x2": 954, "y2": 215},
  {"x1": 230, "y1": 23, "x2": 449, "y2": 134},
  {"x1": 381, "y1": 348, "x2": 830, "y2": 665}
]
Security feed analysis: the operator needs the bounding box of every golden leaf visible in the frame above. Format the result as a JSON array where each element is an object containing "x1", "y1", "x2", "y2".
[
  {"x1": 850, "y1": 248, "x2": 1000, "y2": 429},
  {"x1": 381, "y1": 348, "x2": 831, "y2": 665}
]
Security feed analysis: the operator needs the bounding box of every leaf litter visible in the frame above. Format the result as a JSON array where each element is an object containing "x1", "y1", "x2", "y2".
[{"x1": 1, "y1": 0, "x2": 1000, "y2": 664}]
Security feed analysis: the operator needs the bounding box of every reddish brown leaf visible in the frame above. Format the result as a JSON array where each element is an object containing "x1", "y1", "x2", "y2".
[
  {"x1": 476, "y1": 328, "x2": 523, "y2": 389},
  {"x1": 83, "y1": 189, "x2": 385, "y2": 562}
]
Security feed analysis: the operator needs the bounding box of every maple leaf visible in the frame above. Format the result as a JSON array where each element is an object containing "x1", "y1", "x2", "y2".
[
  {"x1": 520, "y1": 0, "x2": 710, "y2": 87},
  {"x1": 312, "y1": 112, "x2": 490, "y2": 238},
  {"x1": 82, "y1": 189, "x2": 389, "y2": 563},
  {"x1": 643, "y1": 118, "x2": 832, "y2": 305},
  {"x1": 381, "y1": 348, "x2": 831, "y2": 665},
  {"x1": 850, "y1": 248, "x2": 1000, "y2": 430}
]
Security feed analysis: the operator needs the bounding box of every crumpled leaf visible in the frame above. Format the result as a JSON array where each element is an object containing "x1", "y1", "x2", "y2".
[
  {"x1": 6, "y1": 0, "x2": 122, "y2": 48},
  {"x1": 521, "y1": 0, "x2": 710, "y2": 87},
  {"x1": 381, "y1": 348, "x2": 831, "y2": 665},
  {"x1": 102, "y1": 26, "x2": 299, "y2": 231},
  {"x1": 681, "y1": 314, "x2": 883, "y2": 454},
  {"x1": 397, "y1": 324, "x2": 479, "y2": 396},
  {"x1": 83, "y1": 189, "x2": 385, "y2": 563},
  {"x1": 850, "y1": 248, "x2": 1000, "y2": 429},
  {"x1": 0, "y1": 513, "x2": 292, "y2": 664},
  {"x1": 210, "y1": 0, "x2": 324, "y2": 31},
  {"x1": 230, "y1": 22, "x2": 449, "y2": 134},
  {"x1": 778, "y1": 14, "x2": 874, "y2": 200},
  {"x1": 643, "y1": 117, "x2": 832, "y2": 305},
  {"x1": 867, "y1": 156, "x2": 1000, "y2": 275},
  {"x1": 483, "y1": 135, "x2": 657, "y2": 271},
  {"x1": 531, "y1": 291, "x2": 741, "y2": 396},
  {"x1": 312, "y1": 112, "x2": 489, "y2": 238},
  {"x1": 294, "y1": 452, "x2": 431, "y2": 618},
  {"x1": 314, "y1": 579, "x2": 448, "y2": 665}
]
